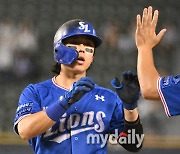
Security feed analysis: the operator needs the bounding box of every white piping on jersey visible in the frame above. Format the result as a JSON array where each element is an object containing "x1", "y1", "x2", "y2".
[
  {"x1": 50, "y1": 127, "x2": 94, "y2": 143},
  {"x1": 157, "y1": 77, "x2": 171, "y2": 117},
  {"x1": 14, "y1": 114, "x2": 31, "y2": 134},
  {"x1": 52, "y1": 76, "x2": 69, "y2": 91}
]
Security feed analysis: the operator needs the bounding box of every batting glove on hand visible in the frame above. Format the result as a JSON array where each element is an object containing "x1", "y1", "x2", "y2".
[
  {"x1": 60, "y1": 77, "x2": 95, "y2": 109},
  {"x1": 111, "y1": 71, "x2": 140, "y2": 110}
]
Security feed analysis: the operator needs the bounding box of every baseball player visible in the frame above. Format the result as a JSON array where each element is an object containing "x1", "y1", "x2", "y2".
[
  {"x1": 14, "y1": 19, "x2": 143, "y2": 154},
  {"x1": 136, "y1": 6, "x2": 180, "y2": 117}
]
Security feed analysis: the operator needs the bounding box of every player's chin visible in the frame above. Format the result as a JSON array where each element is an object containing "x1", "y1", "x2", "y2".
[{"x1": 71, "y1": 65, "x2": 87, "y2": 73}]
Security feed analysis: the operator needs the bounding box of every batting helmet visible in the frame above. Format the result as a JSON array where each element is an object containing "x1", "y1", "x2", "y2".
[{"x1": 53, "y1": 19, "x2": 102, "y2": 65}]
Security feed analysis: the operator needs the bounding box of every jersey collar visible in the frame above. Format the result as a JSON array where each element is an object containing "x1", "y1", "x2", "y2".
[{"x1": 52, "y1": 76, "x2": 69, "y2": 91}]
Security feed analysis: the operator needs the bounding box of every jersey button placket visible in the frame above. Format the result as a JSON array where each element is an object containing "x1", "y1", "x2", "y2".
[
  {"x1": 74, "y1": 107, "x2": 78, "y2": 111},
  {"x1": 74, "y1": 136, "x2": 78, "y2": 141}
]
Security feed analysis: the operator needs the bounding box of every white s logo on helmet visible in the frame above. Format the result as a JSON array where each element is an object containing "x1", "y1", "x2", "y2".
[{"x1": 78, "y1": 21, "x2": 91, "y2": 32}]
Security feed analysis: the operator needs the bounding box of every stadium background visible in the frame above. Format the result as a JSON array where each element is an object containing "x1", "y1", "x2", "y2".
[{"x1": 0, "y1": 0, "x2": 179, "y2": 153}]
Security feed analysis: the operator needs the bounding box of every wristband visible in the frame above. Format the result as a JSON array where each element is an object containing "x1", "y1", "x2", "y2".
[
  {"x1": 123, "y1": 101, "x2": 137, "y2": 110},
  {"x1": 46, "y1": 100, "x2": 66, "y2": 121}
]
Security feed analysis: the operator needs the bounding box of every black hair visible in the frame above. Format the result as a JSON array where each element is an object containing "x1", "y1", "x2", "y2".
[{"x1": 52, "y1": 63, "x2": 61, "y2": 75}]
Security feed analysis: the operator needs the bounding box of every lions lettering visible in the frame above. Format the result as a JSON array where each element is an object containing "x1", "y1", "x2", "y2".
[{"x1": 43, "y1": 111, "x2": 106, "y2": 141}]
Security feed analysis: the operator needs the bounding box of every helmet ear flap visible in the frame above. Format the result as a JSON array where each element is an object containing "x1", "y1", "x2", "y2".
[{"x1": 54, "y1": 42, "x2": 78, "y2": 65}]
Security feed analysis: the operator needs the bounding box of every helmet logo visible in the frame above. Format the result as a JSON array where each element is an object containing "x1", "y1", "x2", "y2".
[{"x1": 78, "y1": 21, "x2": 91, "y2": 32}]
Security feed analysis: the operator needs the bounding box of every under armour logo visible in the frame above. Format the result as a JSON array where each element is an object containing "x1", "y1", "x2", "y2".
[{"x1": 95, "y1": 95, "x2": 105, "y2": 101}]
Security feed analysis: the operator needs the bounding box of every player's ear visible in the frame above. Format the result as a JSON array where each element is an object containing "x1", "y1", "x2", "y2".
[
  {"x1": 91, "y1": 55, "x2": 94, "y2": 64},
  {"x1": 91, "y1": 49, "x2": 96, "y2": 62}
]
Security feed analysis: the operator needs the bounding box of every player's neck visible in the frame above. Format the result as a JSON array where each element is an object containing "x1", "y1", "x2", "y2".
[{"x1": 55, "y1": 72, "x2": 86, "y2": 89}]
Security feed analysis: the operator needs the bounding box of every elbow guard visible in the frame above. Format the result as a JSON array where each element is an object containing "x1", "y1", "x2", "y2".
[{"x1": 118, "y1": 116, "x2": 144, "y2": 152}]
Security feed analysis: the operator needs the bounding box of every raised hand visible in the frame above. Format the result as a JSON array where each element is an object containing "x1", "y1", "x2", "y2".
[
  {"x1": 111, "y1": 71, "x2": 140, "y2": 110},
  {"x1": 135, "y1": 6, "x2": 166, "y2": 49}
]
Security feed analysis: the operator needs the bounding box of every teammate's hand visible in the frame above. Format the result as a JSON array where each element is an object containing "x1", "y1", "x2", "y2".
[
  {"x1": 135, "y1": 6, "x2": 166, "y2": 49},
  {"x1": 60, "y1": 77, "x2": 95, "y2": 109},
  {"x1": 111, "y1": 71, "x2": 140, "y2": 110}
]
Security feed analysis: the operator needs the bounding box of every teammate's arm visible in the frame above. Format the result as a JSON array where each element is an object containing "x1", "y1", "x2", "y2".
[{"x1": 135, "y1": 6, "x2": 166, "y2": 100}]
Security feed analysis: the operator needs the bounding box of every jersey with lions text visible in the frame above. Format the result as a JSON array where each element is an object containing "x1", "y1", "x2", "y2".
[{"x1": 14, "y1": 77, "x2": 124, "y2": 154}]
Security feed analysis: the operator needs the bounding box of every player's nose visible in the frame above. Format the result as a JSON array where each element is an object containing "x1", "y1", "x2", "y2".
[{"x1": 77, "y1": 44, "x2": 85, "y2": 53}]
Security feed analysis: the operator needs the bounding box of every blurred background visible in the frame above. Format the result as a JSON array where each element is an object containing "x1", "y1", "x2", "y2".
[{"x1": 0, "y1": 0, "x2": 179, "y2": 153}]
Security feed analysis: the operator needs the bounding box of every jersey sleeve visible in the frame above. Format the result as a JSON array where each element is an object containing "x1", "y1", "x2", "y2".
[
  {"x1": 13, "y1": 84, "x2": 41, "y2": 134},
  {"x1": 157, "y1": 75, "x2": 180, "y2": 117},
  {"x1": 108, "y1": 94, "x2": 124, "y2": 134}
]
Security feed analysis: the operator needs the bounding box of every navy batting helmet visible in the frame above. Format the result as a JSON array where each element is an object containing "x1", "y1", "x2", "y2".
[{"x1": 53, "y1": 19, "x2": 102, "y2": 65}]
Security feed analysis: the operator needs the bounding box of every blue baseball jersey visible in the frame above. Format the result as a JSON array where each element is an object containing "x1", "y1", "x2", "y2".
[
  {"x1": 157, "y1": 75, "x2": 180, "y2": 117},
  {"x1": 14, "y1": 77, "x2": 124, "y2": 154}
]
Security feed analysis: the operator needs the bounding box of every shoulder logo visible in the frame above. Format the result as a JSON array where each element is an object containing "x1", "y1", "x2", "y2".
[
  {"x1": 172, "y1": 75, "x2": 180, "y2": 85},
  {"x1": 95, "y1": 95, "x2": 105, "y2": 102}
]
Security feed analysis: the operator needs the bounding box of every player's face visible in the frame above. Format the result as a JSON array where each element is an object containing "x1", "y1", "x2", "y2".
[{"x1": 62, "y1": 36, "x2": 95, "y2": 74}]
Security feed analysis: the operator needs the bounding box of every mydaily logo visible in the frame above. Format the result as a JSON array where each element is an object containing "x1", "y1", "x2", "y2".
[{"x1": 87, "y1": 129, "x2": 144, "y2": 148}]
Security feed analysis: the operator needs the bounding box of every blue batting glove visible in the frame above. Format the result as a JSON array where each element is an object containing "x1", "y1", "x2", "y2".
[
  {"x1": 60, "y1": 77, "x2": 95, "y2": 109},
  {"x1": 111, "y1": 71, "x2": 140, "y2": 110}
]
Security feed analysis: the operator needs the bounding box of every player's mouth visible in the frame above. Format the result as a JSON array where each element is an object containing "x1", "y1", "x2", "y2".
[{"x1": 76, "y1": 57, "x2": 85, "y2": 64}]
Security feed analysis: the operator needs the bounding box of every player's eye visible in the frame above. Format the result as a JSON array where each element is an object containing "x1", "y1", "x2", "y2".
[
  {"x1": 85, "y1": 47, "x2": 94, "y2": 53},
  {"x1": 67, "y1": 45, "x2": 77, "y2": 50}
]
